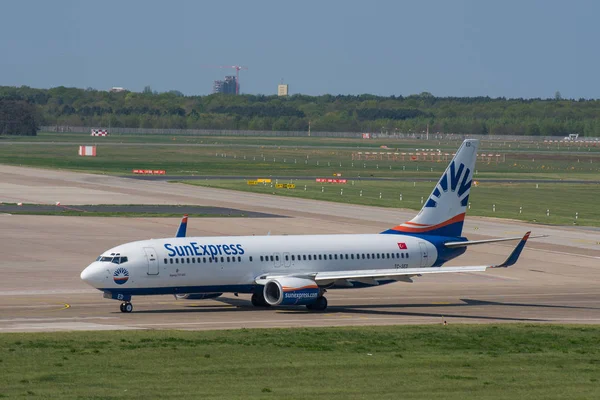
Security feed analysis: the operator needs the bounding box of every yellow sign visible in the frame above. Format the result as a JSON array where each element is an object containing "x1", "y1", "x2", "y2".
[
  {"x1": 274, "y1": 183, "x2": 295, "y2": 189},
  {"x1": 257, "y1": 178, "x2": 272, "y2": 183},
  {"x1": 247, "y1": 180, "x2": 258, "y2": 185}
]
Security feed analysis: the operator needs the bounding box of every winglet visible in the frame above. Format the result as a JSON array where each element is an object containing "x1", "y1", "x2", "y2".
[
  {"x1": 491, "y1": 231, "x2": 530, "y2": 268},
  {"x1": 175, "y1": 214, "x2": 188, "y2": 238}
]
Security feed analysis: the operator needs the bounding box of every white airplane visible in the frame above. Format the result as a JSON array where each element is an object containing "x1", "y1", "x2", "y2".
[{"x1": 81, "y1": 139, "x2": 535, "y2": 313}]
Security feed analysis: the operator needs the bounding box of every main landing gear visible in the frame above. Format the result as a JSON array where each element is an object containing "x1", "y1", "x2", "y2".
[
  {"x1": 119, "y1": 302, "x2": 133, "y2": 313},
  {"x1": 306, "y1": 296, "x2": 328, "y2": 311}
]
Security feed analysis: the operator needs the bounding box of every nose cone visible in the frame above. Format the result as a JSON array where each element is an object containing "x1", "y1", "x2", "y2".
[{"x1": 81, "y1": 262, "x2": 105, "y2": 288}]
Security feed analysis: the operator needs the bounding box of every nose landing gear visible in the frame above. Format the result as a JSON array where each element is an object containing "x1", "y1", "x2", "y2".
[{"x1": 119, "y1": 302, "x2": 133, "y2": 313}]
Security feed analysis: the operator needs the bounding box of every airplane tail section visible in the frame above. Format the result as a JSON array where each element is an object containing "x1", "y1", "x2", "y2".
[{"x1": 382, "y1": 139, "x2": 479, "y2": 237}]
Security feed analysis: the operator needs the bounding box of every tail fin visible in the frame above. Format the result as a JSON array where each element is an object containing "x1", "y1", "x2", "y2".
[
  {"x1": 175, "y1": 215, "x2": 188, "y2": 238},
  {"x1": 382, "y1": 139, "x2": 479, "y2": 237}
]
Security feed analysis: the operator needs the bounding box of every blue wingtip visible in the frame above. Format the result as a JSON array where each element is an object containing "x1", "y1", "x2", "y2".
[
  {"x1": 175, "y1": 215, "x2": 188, "y2": 238},
  {"x1": 493, "y1": 231, "x2": 530, "y2": 268}
]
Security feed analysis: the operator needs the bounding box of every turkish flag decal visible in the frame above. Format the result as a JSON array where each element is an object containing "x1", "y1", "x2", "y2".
[{"x1": 397, "y1": 243, "x2": 407, "y2": 250}]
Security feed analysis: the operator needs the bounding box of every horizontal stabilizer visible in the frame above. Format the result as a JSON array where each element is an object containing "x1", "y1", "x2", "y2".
[{"x1": 445, "y1": 233, "x2": 546, "y2": 248}]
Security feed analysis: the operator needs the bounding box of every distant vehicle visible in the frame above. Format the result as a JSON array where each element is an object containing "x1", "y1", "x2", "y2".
[
  {"x1": 81, "y1": 139, "x2": 534, "y2": 313},
  {"x1": 564, "y1": 134, "x2": 579, "y2": 141}
]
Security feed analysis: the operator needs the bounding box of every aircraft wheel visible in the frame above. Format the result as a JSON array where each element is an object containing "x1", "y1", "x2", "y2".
[
  {"x1": 308, "y1": 296, "x2": 328, "y2": 311},
  {"x1": 251, "y1": 293, "x2": 270, "y2": 307},
  {"x1": 123, "y1": 302, "x2": 133, "y2": 313},
  {"x1": 119, "y1": 303, "x2": 126, "y2": 313}
]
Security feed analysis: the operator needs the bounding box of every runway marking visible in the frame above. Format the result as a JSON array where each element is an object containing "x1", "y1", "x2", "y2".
[
  {"x1": 0, "y1": 289, "x2": 96, "y2": 296},
  {"x1": 0, "y1": 316, "x2": 116, "y2": 323}
]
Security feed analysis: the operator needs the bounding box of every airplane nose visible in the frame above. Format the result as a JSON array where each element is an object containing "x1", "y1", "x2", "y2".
[
  {"x1": 80, "y1": 267, "x2": 91, "y2": 282},
  {"x1": 81, "y1": 263, "x2": 103, "y2": 287}
]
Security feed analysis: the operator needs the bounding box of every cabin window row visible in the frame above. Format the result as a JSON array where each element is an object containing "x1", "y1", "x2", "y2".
[
  {"x1": 164, "y1": 256, "x2": 245, "y2": 265},
  {"x1": 259, "y1": 252, "x2": 409, "y2": 262}
]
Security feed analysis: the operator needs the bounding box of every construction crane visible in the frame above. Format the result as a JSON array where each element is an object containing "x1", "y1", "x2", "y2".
[{"x1": 203, "y1": 65, "x2": 248, "y2": 94}]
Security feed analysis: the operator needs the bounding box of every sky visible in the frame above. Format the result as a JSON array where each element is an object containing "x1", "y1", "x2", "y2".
[{"x1": 1, "y1": 0, "x2": 598, "y2": 98}]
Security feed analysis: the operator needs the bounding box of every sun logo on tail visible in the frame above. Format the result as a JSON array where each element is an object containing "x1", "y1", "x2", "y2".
[{"x1": 425, "y1": 161, "x2": 472, "y2": 209}]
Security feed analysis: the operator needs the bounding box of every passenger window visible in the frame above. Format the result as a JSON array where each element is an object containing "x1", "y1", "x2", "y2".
[
  {"x1": 401, "y1": 253, "x2": 404, "y2": 259},
  {"x1": 270, "y1": 255, "x2": 274, "y2": 262},
  {"x1": 164, "y1": 258, "x2": 168, "y2": 264},
  {"x1": 334, "y1": 254, "x2": 338, "y2": 260},
  {"x1": 406, "y1": 253, "x2": 409, "y2": 259},
  {"x1": 291, "y1": 255, "x2": 295, "y2": 261},
  {"x1": 275, "y1": 255, "x2": 279, "y2": 261},
  {"x1": 249, "y1": 256, "x2": 253, "y2": 262},
  {"x1": 220, "y1": 257, "x2": 223, "y2": 262},
  {"x1": 376, "y1": 254, "x2": 380, "y2": 259},
  {"x1": 303, "y1": 255, "x2": 307, "y2": 261},
  {"x1": 372, "y1": 254, "x2": 375, "y2": 259},
  {"x1": 227, "y1": 256, "x2": 230, "y2": 262},
  {"x1": 362, "y1": 254, "x2": 365, "y2": 259},
  {"x1": 209, "y1": 257, "x2": 212, "y2": 263},
  {"x1": 344, "y1": 254, "x2": 348, "y2": 259},
  {"x1": 351, "y1": 254, "x2": 354, "y2": 259},
  {"x1": 170, "y1": 259, "x2": 173, "y2": 264},
  {"x1": 175, "y1": 258, "x2": 179, "y2": 264},
  {"x1": 260, "y1": 256, "x2": 263, "y2": 262},
  {"x1": 367, "y1": 254, "x2": 370, "y2": 259},
  {"x1": 308, "y1": 255, "x2": 312, "y2": 260},
  {"x1": 392, "y1": 253, "x2": 395, "y2": 259},
  {"x1": 318, "y1": 255, "x2": 322, "y2": 260},
  {"x1": 285, "y1": 255, "x2": 289, "y2": 261}
]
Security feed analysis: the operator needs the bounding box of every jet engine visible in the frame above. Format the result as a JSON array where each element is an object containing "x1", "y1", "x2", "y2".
[
  {"x1": 174, "y1": 293, "x2": 223, "y2": 300},
  {"x1": 263, "y1": 277, "x2": 320, "y2": 306}
]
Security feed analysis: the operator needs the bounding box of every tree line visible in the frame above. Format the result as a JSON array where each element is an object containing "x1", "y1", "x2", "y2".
[
  {"x1": 0, "y1": 99, "x2": 38, "y2": 135},
  {"x1": 1, "y1": 85, "x2": 600, "y2": 136}
]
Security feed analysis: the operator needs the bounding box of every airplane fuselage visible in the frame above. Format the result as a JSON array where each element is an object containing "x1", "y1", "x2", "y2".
[{"x1": 82, "y1": 233, "x2": 449, "y2": 299}]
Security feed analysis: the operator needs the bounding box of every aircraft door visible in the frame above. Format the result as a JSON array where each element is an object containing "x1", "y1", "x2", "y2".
[
  {"x1": 283, "y1": 252, "x2": 291, "y2": 268},
  {"x1": 418, "y1": 242, "x2": 429, "y2": 267},
  {"x1": 144, "y1": 247, "x2": 159, "y2": 275}
]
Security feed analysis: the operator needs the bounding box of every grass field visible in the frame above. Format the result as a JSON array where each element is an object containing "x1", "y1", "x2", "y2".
[
  {"x1": 0, "y1": 141, "x2": 598, "y2": 180},
  {"x1": 1, "y1": 134, "x2": 598, "y2": 227},
  {"x1": 5, "y1": 132, "x2": 600, "y2": 154},
  {"x1": 1, "y1": 325, "x2": 599, "y2": 399},
  {"x1": 183, "y1": 179, "x2": 600, "y2": 226}
]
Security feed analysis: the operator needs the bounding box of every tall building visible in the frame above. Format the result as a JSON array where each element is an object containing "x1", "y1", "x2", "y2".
[
  {"x1": 213, "y1": 76, "x2": 238, "y2": 94},
  {"x1": 278, "y1": 84, "x2": 289, "y2": 97}
]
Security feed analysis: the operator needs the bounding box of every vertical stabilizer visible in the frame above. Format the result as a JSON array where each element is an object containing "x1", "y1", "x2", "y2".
[{"x1": 382, "y1": 139, "x2": 479, "y2": 237}]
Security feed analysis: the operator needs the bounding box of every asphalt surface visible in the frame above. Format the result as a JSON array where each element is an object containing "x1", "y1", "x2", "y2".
[{"x1": 0, "y1": 164, "x2": 599, "y2": 332}]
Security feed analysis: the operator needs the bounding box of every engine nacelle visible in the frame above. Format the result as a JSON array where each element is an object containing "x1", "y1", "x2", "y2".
[
  {"x1": 175, "y1": 293, "x2": 223, "y2": 300},
  {"x1": 263, "y1": 277, "x2": 320, "y2": 306}
]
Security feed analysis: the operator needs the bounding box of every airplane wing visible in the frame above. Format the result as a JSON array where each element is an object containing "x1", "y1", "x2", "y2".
[
  {"x1": 175, "y1": 215, "x2": 188, "y2": 238},
  {"x1": 254, "y1": 232, "x2": 531, "y2": 286}
]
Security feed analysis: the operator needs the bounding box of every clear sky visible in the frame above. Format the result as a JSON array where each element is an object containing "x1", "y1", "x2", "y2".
[{"x1": 1, "y1": 0, "x2": 598, "y2": 98}]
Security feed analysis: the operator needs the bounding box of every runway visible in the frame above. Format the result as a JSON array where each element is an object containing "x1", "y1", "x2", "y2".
[{"x1": 1, "y1": 164, "x2": 599, "y2": 332}]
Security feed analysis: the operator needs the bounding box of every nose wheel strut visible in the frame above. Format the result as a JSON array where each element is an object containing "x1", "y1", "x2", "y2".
[{"x1": 119, "y1": 302, "x2": 133, "y2": 313}]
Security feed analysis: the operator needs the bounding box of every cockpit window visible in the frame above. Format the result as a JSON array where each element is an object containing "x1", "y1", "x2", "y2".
[{"x1": 97, "y1": 255, "x2": 128, "y2": 264}]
